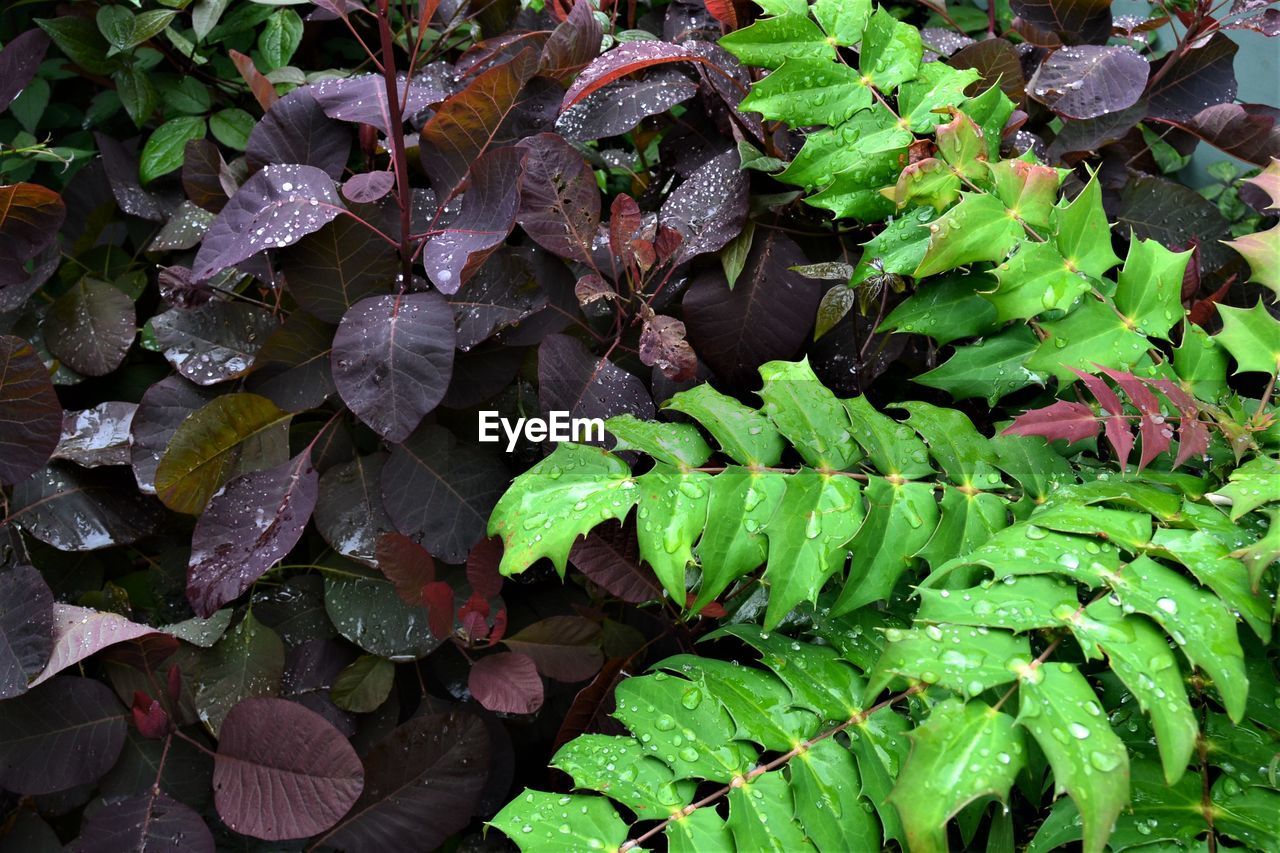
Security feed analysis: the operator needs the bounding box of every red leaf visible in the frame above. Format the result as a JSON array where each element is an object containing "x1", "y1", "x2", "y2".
[
  {"x1": 562, "y1": 41, "x2": 709, "y2": 109},
  {"x1": 685, "y1": 593, "x2": 727, "y2": 618},
  {"x1": 423, "y1": 581, "x2": 455, "y2": 640},
  {"x1": 1071, "y1": 368, "x2": 1133, "y2": 470},
  {"x1": 704, "y1": 0, "x2": 740, "y2": 29},
  {"x1": 1148, "y1": 378, "x2": 1210, "y2": 469},
  {"x1": 469, "y1": 652, "x2": 544, "y2": 714},
  {"x1": 131, "y1": 692, "x2": 171, "y2": 738},
  {"x1": 465, "y1": 537, "x2": 504, "y2": 598},
  {"x1": 1002, "y1": 400, "x2": 1100, "y2": 444},
  {"x1": 540, "y1": 0, "x2": 604, "y2": 83},
  {"x1": 375, "y1": 532, "x2": 436, "y2": 606},
  {"x1": 489, "y1": 607, "x2": 508, "y2": 644},
  {"x1": 569, "y1": 519, "x2": 662, "y2": 603},
  {"x1": 1097, "y1": 366, "x2": 1170, "y2": 470},
  {"x1": 167, "y1": 664, "x2": 182, "y2": 705},
  {"x1": 229, "y1": 50, "x2": 279, "y2": 112}
]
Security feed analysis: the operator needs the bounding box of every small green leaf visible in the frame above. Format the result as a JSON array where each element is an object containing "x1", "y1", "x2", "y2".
[
  {"x1": 914, "y1": 193, "x2": 1023, "y2": 278},
  {"x1": 490, "y1": 790, "x2": 627, "y2": 852},
  {"x1": 705, "y1": 625, "x2": 863, "y2": 720},
  {"x1": 739, "y1": 58, "x2": 870, "y2": 126},
  {"x1": 780, "y1": 105, "x2": 909, "y2": 190},
  {"x1": 867, "y1": 623, "x2": 1030, "y2": 700},
  {"x1": 718, "y1": 14, "x2": 833, "y2": 70},
  {"x1": 916, "y1": 575, "x2": 1078, "y2": 633},
  {"x1": 720, "y1": 220, "x2": 754, "y2": 289},
  {"x1": 1213, "y1": 299, "x2": 1280, "y2": 375},
  {"x1": 812, "y1": 0, "x2": 871, "y2": 44},
  {"x1": 1026, "y1": 299, "x2": 1150, "y2": 385},
  {"x1": 692, "y1": 468, "x2": 786, "y2": 610},
  {"x1": 790, "y1": 739, "x2": 879, "y2": 850},
  {"x1": 989, "y1": 433, "x2": 1073, "y2": 502},
  {"x1": 987, "y1": 159, "x2": 1062, "y2": 232},
  {"x1": 931, "y1": 523, "x2": 1119, "y2": 588},
  {"x1": 915, "y1": 326, "x2": 1042, "y2": 405},
  {"x1": 605, "y1": 414, "x2": 712, "y2": 467},
  {"x1": 209, "y1": 108, "x2": 255, "y2": 151},
  {"x1": 663, "y1": 384, "x2": 784, "y2": 466},
  {"x1": 140, "y1": 115, "x2": 206, "y2": 184},
  {"x1": 758, "y1": 358, "x2": 860, "y2": 470},
  {"x1": 814, "y1": 285, "x2": 855, "y2": 340},
  {"x1": 259, "y1": 8, "x2": 303, "y2": 70},
  {"x1": 727, "y1": 771, "x2": 812, "y2": 851},
  {"x1": 96, "y1": 6, "x2": 136, "y2": 53},
  {"x1": 331, "y1": 654, "x2": 394, "y2": 713},
  {"x1": 1052, "y1": 172, "x2": 1121, "y2": 279},
  {"x1": 113, "y1": 65, "x2": 157, "y2": 127},
  {"x1": 878, "y1": 272, "x2": 1000, "y2": 345},
  {"x1": 660, "y1": 656, "x2": 818, "y2": 750},
  {"x1": 634, "y1": 464, "x2": 710, "y2": 599},
  {"x1": 859, "y1": 8, "x2": 922, "y2": 92},
  {"x1": 914, "y1": 488, "x2": 1009, "y2": 572},
  {"x1": 832, "y1": 478, "x2": 936, "y2": 614},
  {"x1": 666, "y1": 807, "x2": 733, "y2": 853},
  {"x1": 1209, "y1": 454, "x2": 1280, "y2": 520},
  {"x1": 842, "y1": 395, "x2": 933, "y2": 478},
  {"x1": 986, "y1": 240, "x2": 1091, "y2": 322},
  {"x1": 896, "y1": 401, "x2": 1000, "y2": 488},
  {"x1": 552, "y1": 735, "x2": 693, "y2": 815},
  {"x1": 1173, "y1": 325, "x2": 1228, "y2": 401},
  {"x1": 36, "y1": 16, "x2": 116, "y2": 75},
  {"x1": 897, "y1": 63, "x2": 979, "y2": 131},
  {"x1": 1114, "y1": 236, "x2": 1190, "y2": 340}
]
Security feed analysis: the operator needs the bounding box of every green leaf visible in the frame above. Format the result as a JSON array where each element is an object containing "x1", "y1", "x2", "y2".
[
  {"x1": 113, "y1": 65, "x2": 157, "y2": 127},
  {"x1": 916, "y1": 575, "x2": 1078, "y2": 633},
  {"x1": 330, "y1": 654, "x2": 394, "y2": 713},
  {"x1": 848, "y1": 711, "x2": 910, "y2": 846},
  {"x1": 259, "y1": 8, "x2": 303, "y2": 70},
  {"x1": 1211, "y1": 778, "x2": 1280, "y2": 850},
  {"x1": 323, "y1": 568, "x2": 444, "y2": 659},
  {"x1": 878, "y1": 272, "x2": 1000, "y2": 345},
  {"x1": 888, "y1": 699, "x2": 1025, "y2": 853},
  {"x1": 489, "y1": 444, "x2": 638, "y2": 577},
  {"x1": 1149, "y1": 527, "x2": 1271, "y2": 641},
  {"x1": 96, "y1": 6, "x2": 136, "y2": 53},
  {"x1": 812, "y1": 0, "x2": 871, "y2": 45},
  {"x1": 757, "y1": 358, "x2": 860, "y2": 469},
  {"x1": 666, "y1": 807, "x2": 733, "y2": 853},
  {"x1": 720, "y1": 219, "x2": 754, "y2": 288},
  {"x1": 790, "y1": 739, "x2": 879, "y2": 850},
  {"x1": 663, "y1": 384, "x2": 784, "y2": 466},
  {"x1": 987, "y1": 159, "x2": 1062, "y2": 232},
  {"x1": 552, "y1": 735, "x2": 693, "y2": 816},
  {"x1": 727, "y1": 771, "x2": 812, "y2": 852},
  {"x1": 896, "y1": 401, "x2": 1001, "y2": 488},
  {"x1": 986, "y1": 240, "x2": 1091, "y2": 322},
  {"x1": 1213, "y1": 299, "x2": 1280, "y2": 375},
  {"x1": 1209, "y1": 455, "x2": 1280, "y2": 520},
  {"x1": 1233, "y1": 506, "x2": 1280, "y2": 590},
  {"x1": 859, "y1": 8, "x2": 922, "y2": 92},
  {"x1": 605, "y1": 414, "x2": 711, "y2": 467},
  {"x1": 989, "y1": 433, "x2": 1073, "y2": 502},
  {"x1": 914, "y1": 193, "x2": 1023, "y2": 278},
  {"x1": 868, "y1": 623, "x2": 1030, "y2": 699},
  {"x1": 634, "y1": 465, "x2": 710, "y2": 599},
  {"x1": 190, "y1": 611, "x2": 283, "y2": 736},
  {"x1": 490, "y1": 791, "x2": 627, "y2": 852},
  {"x1": 805, "y1": 159, "x2": 900, "y2": 221},
  {"x1": 780, "y1": 105, "x2": 909, "y2": 190},
  {"x1": 842, "y1": 395, "x2": 933, "y2": 479},
  {"x1": 692, "y1": 468, "x2": 786, "y2": 610},
  {"x1": 930, "y1": 523, "x2": 1120, "y2": 588},
  {"x1": 1052, "y1": 173, "x2": 1121, "y2": 279},
  {"x1": 140, "y1": 116, "x2": 206, "y2": 184},
  {"x1": 916, "y1": 326, "x2": 1042, "y2": 405},
  {"x1": 718, "y1": 14, "x2": 833, "y2": 70},
  {"x1": 36, "y1": 16, "x2": 116, "y2": 75},
  {"x1": 1173, "y1": 325, "x2": 1228, "y2": 401},
  {"x1": 209, "y1": 108, "x2": 255, "y2": 151},
  {"x1": 762, "y1": 470, "x2": 862, "y2": 629},
  {"x1": 833, "y1": 478, "x2": 937, "y2": 614},
  {"x1": 852, "y1": 209, "x2": 937, "y2": 282},
  {"x1": 915, "y1": 489, "x2": 1009, "y2": 572},
  {"x1": 1026, "y1": 299, "x2": 1150, "y2": 385},
  {"x1": 192, "y1": 0, "x2": 232, "y2": 41},
  {"x1": 814, "y1": 285, "x2": 855, "y2": 340},
  {"x1": 739, "y1": 58, "x2": 870, "y2": 126},
  {"x1": 1069, "y1": 603, "x2": 1197, "y2": 785},
  {"x1": 1027, "y1": 501, "x2": 1153, "y2": 551},
  {"x1": 897, "y1": 63, "x2": 979, "y2": 132},
  {"x1": 1114, "y1": 236, "x2": 1191, "y2": 340},
  {"x1": 1015, "y1": 662, "x2": 1129, "y2": 853}
]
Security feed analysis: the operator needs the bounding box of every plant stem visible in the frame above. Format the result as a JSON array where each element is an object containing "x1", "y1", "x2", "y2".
[{"x1": 375, "y1": 0, "x2": 416, "y2": 289}]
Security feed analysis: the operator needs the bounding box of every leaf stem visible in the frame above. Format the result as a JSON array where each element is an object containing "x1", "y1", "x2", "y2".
[{"x1": 375, "y1": 0, "x2": 416, "y2": 289}]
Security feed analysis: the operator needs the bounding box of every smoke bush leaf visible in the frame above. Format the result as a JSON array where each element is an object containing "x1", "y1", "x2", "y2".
[
  {"x1": 314, "y1": 453, "x2": 394, "y2": 567},
  {"x1": 150, "y1": 301, "x2": 277, "y2": 386},
  {"x1": 246, "y1": 88, "x2": 351, "y2": 179},
  {"x1": 659, "y1": 149, "x2": 748, "y2": 265},
  {"x1": 8, "y1": 464, "x2": 162, "y2": 551},
  {"x1": 0, "y1": 677, "x2": 126, "y2": 795},
  {"x1": 29, "y1": 604, "x2": 164, "y2": 688},
  {"x1": 1027, "y1": 45, "x2": 1148, "y2": 120},
  {"x1": 0, "y1": 335, "x2": 62, "y2": 485},
  {"x1": 422, "y1": 147, "x2": 523, "y2": 293},
  {"x1": 71, "y1": 792, "x2": 213, "y2": 853},
  {"x1": 44, "y1": 278, "x2": 135, "y2": 376},
  {"x1": 0, "y1": 564, "x2": 53, "y2": 699},
  {"x1": 469, "y1": 651, "x2": 544, "y2": 714}
]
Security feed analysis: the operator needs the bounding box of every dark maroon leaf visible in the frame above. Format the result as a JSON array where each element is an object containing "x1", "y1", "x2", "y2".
[
  {"x1": 0, "y1": 564, "x2": 54, "y2": 699},
  {"x1": 1161, "y1": 102, "x2": 1280, "y2": 166},
  {"x1": 53, "y1": 402, "x2": 137, "y2": 468},
  {"x1": 0, "y1": 29, "x2": 49, "y2": 113},
  {"x1": 0, "y1": 335, "x2": 61, "y2": 485},
  {"x1": 343, "y1": 171, "x2": 396, "y2": 203},
  {"x1": 244, "y1": 311, "x2": 337, "y2": 411},
  {"x1": 514, "y1": 133, "x2": 599, "y2": 263},
  {"x1": 315, "y1": 712, "x2": 490, "y2": 852},
  {"x1": 466, "y1": 537, "x2": 504, "y2": 598},
  {"x1": 129, "y1": 376, "x2": 215, "y2": 495},
  {"x1": 374, "y1": 532, "x2": 436, "y2": 606},
  {"x1": 282, "y1": 639, "x2": 357, "y2": 736},
  {"x1": 0, "y1": 183, "x2": 64, "y2": 287},
  {"x1": 502, "y1": 615, "x2": 603, "y2": 682},
  {"x1": 639, "y1": 315, "x2": 697, "y2": 381},
  {"x1": 1117, "y1": 175, "x2": 1231, "y2": 264},
  {"x1": 1027, "y1": 45, "x2": 1148, "y2": 120},
  {"x1": 420, "y1": 50, "x2": 539, "y2": 200},
  {"x1": 213, "y1": 697, "x2": 364, "y2": 840},
  {"x1": 1010, "y1": 0, "x2": 1112, "y2": 43},
  {"x1": 246, "y1": 88, "x2": 353, "y2": 179},
  {"x1": 683, "y1": 230, "x2": 822, "y2": 386},
  {"x1": 187, "y1": 453, "x2": 319, "y2": 617},
  {"x1": 469, "y1": 652, "x2": 543, "y2": 714},
  {"x1": 131, "y1": 693, "x2": 172, "y2": 739},
  {"x1": 8, "y1": 464, "x2": 162, "y2": 551},
  {"x1": 559, "y1": 67, "x2": 698, "y2": 143},
  {"x1": 540, "y1": 0, "x2": 603, "y2": 84},
  {"x1": 71, "y1": 793, "x2": 213, "y2": 853},
  {"x1": 0, "y1": 676, "x2": 126, "y2": 795},
  {"x1": 150, "y1": 203, "x2": 215, "y2": 253},
  {"x1": 448, "y1": 246, "x2": 550, "y2": 350},
  {"x1": 192, "y1": 164, "x2": 346, "y2": 282},
  {"x1": 950, "y1": 38, "x2": 1027, "y2": 101},
  {"x1": 0, "y1": 244, "x2": 58, "y2": 313},
  {"x1": 562, "y1": 40, "x2": 706, "y2": 108},
  {"x1": 423, "y1": 147, "x2": 524, "y2": 293},
  {"x1": 182, "y1": 139, "x2": 231, "y2": 213},
  {"x1": 310, "y1": 73, "x2": 449, "y2": 135},
  {"x1": 151, "y1": 301, "x2": 277, "y2": 386},
  {"x1": 1147, "y1": 33, "x2": 1237, "y2": 122},
  {"x1": 538, "y1": 333, "x2": 656, "y2": 428},
  {"x1": 569, "y1": 518, "x2": 662, "y2": 603},
  {"x1": 44, "y1": 278, "x2": 135, "y2": 376},
  {"x1": 95, "y1": 134, "x2": 175, "y2": 222},
  {"x1": 1224, "y1": 0, "x2": 1280, "y2": 35},
  {"x1": 552, "y1": 655, "x2": 634, "y2": 750},
  {"x1": 423, "y1": 581, "x2": 455, "y2": 639},
  {"x1": 381, "y1": 423, "x2": 509, "y2": 563},
  {"x1": 279, "y1": 210, "x2": 398, "y2": 323},
  {"x1": 331, "y1": 292, "x2": 456, "y2": 442},
  {"x1": 314, "y1": 452, "x2": 395, "y2": 566},
  {"x1": 441, "y1": 346, "x2": 525, "y2": 408},
  {"x1": 1046, "y1": 102, "x2": 1147, "y2": 159},
  {"x1": 659, "y1": 149, "x2": 748, "y2": 264}
]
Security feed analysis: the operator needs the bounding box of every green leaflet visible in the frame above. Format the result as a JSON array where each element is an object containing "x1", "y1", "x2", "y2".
[
  {"x1": 858, "y1": 8, "x2": 922, "y2": 92},
  {"x1": 738, "y1": 58, "x2": 870, "y2": 127},
  {"x1": 834, "y1": 478, "x2": 936, "y2": 614},
  {"x1": 1114, "y1": 237, "x2": 1191, "y2": 341},
  {"x1": 897, "y1": 62, "x2": 979, "y2": 131},
  {"x1": 930, "y1": 523, "x2": 1121, "y2": 588},
  {"x1": 852, "y1": 208, "x2": 938, "y2": 282},
  {"x1": 842, "y1": 395, "x2": 933, "y2": 478},
  {"x1": 888, "y1": 699, "x2": 1025, "y2": 853},
  {"x1": 605, "y1": 414, "x2": 711, "y2": 467},
  {"x1": 1209, "y1": 454, "x2": 1280, "y2": 519},
  {"x1": 727, "y1": 771, "x2": 813, "y2": 851},
  {"x1": 1149, "y1": 527, "x2": 1271, "y2": 641},
  {"x1": 812, "y1": 0, "x2": 871, "y2": 44},
  {"x1": 914, "y1": 488, "x2": 1008, "y2": 573},
  {"x1": 490, "y1": 791, "x2": 627, "y2": 853},
  {"x1": 692, "y1": 467, "x2": 786, "y2": 610},
  {"x1": 1026, "y1": 298, "x2": 1151, "y2": 385},
  {"x1": 914, "y1": 193, "x2": 1024, "y2": 278},
  {"x1": 896, "y1": 401, "x2": 1002, "y2": 488},
  {"x1": 663, "y1": 384, "x2": 783, "y2": 466},
  {"x1": 867, "y1": 622, "x2": 1030, "y2": 699},
  {"x1": 1016, "y1": 663, "x2": 1129, "y2": 853},
  {"x1": 848, "y1": 711, "x2": 911, "y2": 846},
  {"x1": 778, "y1": 103, "x2": 908, "y2": 190},
  {"x1": 1173, "y1": 325, "x2": 1230, "y2": 400},
  {"x1": 915, "y1": 575, "x2": 1078, "y2": 633},
  {"x1": 878, "y1": 272, "x2": 1001, "y2": 345},
  {"x1": 1027, "y1": 501, "x2": 1153, "y2": 551},
  {"x1": 667, "y1": 808, "x2": 733, "y2": 853},
  {"x1": 916, "y1": 325, "x2": 1042, "y2": 405},
  {"x1": 757, "y1": 358, "x2": 859, "y2": 469},
  {"x1": 634, "y1": 465, "x2": 711, "y2": 599},
  {"x1": 986, "y1": 240, "x2": 1091, "y2": 322},
  {"x1": 790, "y1": 739, "x2": 879, "y2": 850},
  {"x1": 552, "y1": 735, "x2": 694, "y2": 815},
  {"x1": 989, "y1": 433, "x2": 1074, "y2": 502},
  {"x1": 1052, "y1": 173, "x2": 1122, "y2": 279},
  {"x1": 718, "y1": 14, "x2": 833, "y2": 69}
]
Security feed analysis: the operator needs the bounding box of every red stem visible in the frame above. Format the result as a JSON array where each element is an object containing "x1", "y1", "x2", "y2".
[{"x1": 375, "y1": 0, "x2": 416, "y2": 289}]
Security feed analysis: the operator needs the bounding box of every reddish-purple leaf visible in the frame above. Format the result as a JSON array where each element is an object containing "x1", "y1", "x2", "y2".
[
  {"x1": 1148, "y1": 378, "x2": 1211, "y2": 469},
  {"x1": 182, "y1": 139, "x2": 231, "y2": 213},
  {"x1": 950, "y1": 38, "x2": 1027, "y2": 101},
  {"x1": 1160, "y1": 102, "x2": 1280, "y2": 167},
  {"x1": 45, "y1": 277, "x2": 136, "y2": 377},
  {"x1": 447, "y1": 247, "x2": 551, "y2": 350},
  {"x1": 466, "y1": 536, "x2": 505, "y2": 598},
  {"x1": 0, "y1": 564, "x2": 53, "y2": 699},
  {"x1": 245, "y1": 311, "x2": 338, "y2": 412},
  {"x1": 0, "y1": 335, "x2": 62, "y2": 485},
  {"x1": 0, "y1": 29, "x2": 50, "y2": 113},
  {"x1": 71, "y1": 793, "x2": 212, "y2": 853},
  {"x1": 1097, "y1": 366, "x2": 1170, "y2": 471},
  {"x1": 659, "y1": 149, "x2": 748, "y2": 264},
  {"x1": 468, "y1": 652, "x2": 544, "y2": 714},
  {"x1": 1002, "y1": 400, "x2": 1100, "y2": 444},
  {"x1": 540, "y1": 0, "x2": 603, "y2": 84},
  {"x1": 53, "y1": 402, "x2": 137, "y2": 468},
  {"x1": 375, "y1": 531, "x2": 436, "y2": 606},
  {"x1": 314, "y1": 712, "x2": 490, "y2": 852},
  {"x1": 569, "y1": 518, "x2": 662, "y2": 603},
  {"x1": 1147, "y1": 33, "x2": 1237, "y2": 122},
  {"x1": 279, "y1": 212, "x2": 398, "y2": 324},
  {"x1": 130, "y1": 693, "x2": 172, "y2": 738},
  {"x1": 314, "y1": 452, "x2": 394, "y2": 566},
  {"x1": 246, "y1": 88, "x2": 352, "y2": 179},
  {"x1": 502, "y1": 615, "x2": 604, "y2": 682},
  {"x1": 562, "y1": 40, "x2": 706, "y2": 109},
  {"x1": 423, "y1": 147, "x2": 524, "y2": 293},
  {"x1": 192, "y1": 164, "x2": 345, "y2": 282},
  {"x1": 1223, "y1": 0, "x2": 1280, "y2": 35},
  {"x1": 310, "y1": 73, "x2": 449, "y2": 135},
  {"x1": 1027, "y1": 45, "x2": 1148, "y2": 120},
  {"x1": 95, "y1": 134, "x2": 174, "y2": 222},
  {"x1": 30, "y1": 604, "x2": 165, "y2": 688},
  {"x1": 556, "y1": 68, "x2": 698, "y2": 142},
  {"x1": 331, "y1": 292, "x2": 456, "y2": 442},
  {"x1": 639, "y1": 314, "x2": 697, "y2": 381},
  {"x1": 129, "y1": 375, "x2": 215, "y2": 495},
  {"x1": 538, "y1": 333, "x2": 656, "y2": 428},
  {"x1": 1011, "y1": 0, "x2": 1112, "y2": 44},
  {"x1": 0, "y1": 183, "x2": 64, "y2": 287},
  {"x1": 343, "y1": 170, "x2": 396, "y2": 203},
  {"x1": 186, "y1": 453, "x2": 319, "y2": 617},
  {"x1": 0, "y1": 676, "x2": 127, "y2": 795},
  {"x1": 213, "y1": 697, "x2": 364, "y2": 841},
  {"x1": 514, "y1": 133, "x2": 600, "y2": 263},
  {"x1": 423, "y1": 581, "x2": 455, "y2": 639},
  {"x1": 230, "y1": 50, "x2": 278, "y2": 112},
  {"x1": 8, "y1": 464, "x2": 163, "y2": 551},
  {"x1": 1071, "y1": 368, "x2": 1133, "y2": 469}
]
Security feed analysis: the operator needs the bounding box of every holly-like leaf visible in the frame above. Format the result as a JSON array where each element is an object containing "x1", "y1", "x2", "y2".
[
  {"x1": 0, "y1": 335, "x2": 61, "y2": 485},
  {"x1": 739, "y1": 58, "x2": 869, "y2": 126},
  {"x1": 813, "y1": 0, "x2": 872, "y2": 44},
  {"x1": 1114, "y1": 236, "x2": 1190, "y2": 340},
  {"x1": 987, "y1": 241, "x2": 1090, "y2": 322},
  {"x1": 1210, "y1": 455, "x2": 1280, "y2": 520},
  {"x1": 1053, "y1": 173, "x2": 1121, "y2": 278},
  {"x1": 1026, "y1": 300, "x2": 1150, "y2": 385},
  {"x1": 1225, "y1": 223, "x2": 1280, "y2": 299},
  {"x1": 914, "y1": 193, "x2": 1023, "y2": 277},
  {"x1": 491, "y1": 791, "x2": 626, "y2": 851},
  {"x1": 1004, "y1": 400, "x2": 1099, "y2": 444},
  {"x1": 833, "y1": 478, "x2": 938, "y2": 614},
  {"x1": 860, "y1": 8, "x2": 923, "y2": 91},
  {"x1": 1213, "y1": 299, "x2": 1280, "y2": 375},
  {"x1": 758, "y1": 357, "x2": 859, "y2": 469},
  {"x1": 916, "y1": 326, "x2": 1042, "y2": 405},
  {"x1": 719, "y1": 14, "x2": 832, "y2": 69}
]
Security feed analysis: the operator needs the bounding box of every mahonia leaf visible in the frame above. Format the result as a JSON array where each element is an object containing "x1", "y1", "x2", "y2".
[
  {"x1": 1114, "y1": 237, "x2": 1191, "y2": 340},
  {"x1": 663, "y1": 384, "x2": 784, "y2": 466},
  {"x1": 692, "y1": 467, "x2": 786, "y2": 610},
  {"x1": 727, "y1": 770, "x2": 812, "y2": 851},
  {"x1": 987, "y1": 159, "x2": 1062, "y2": 232},
  {"x1": 833, "y1": 478, "x2": 936, "y2": 615},
  {"x1": 1071, "y1": 368, "x2": 1133, "y2": 469},
  {"x1": 914, "y1": 193, "x2": 1024, "y2": 277},
  {"x1": 989, "y1": 433, "x2": 1074, "y2": 501},
  {"x1": 634, "y1": 465, "x2": 711, "y2": 599},
  {"x1": 779, "y1": 104, "x2": 908, "y2": 191},
  {"x1": 812, "y1": 0, "x2": 872, "y2": 44},
  {"x1": 896, "y1": 401, "x2": 1001, "y2": 489},
  {"x1": 859, "y1": 11, "x2": 923, "y2": 93},
  {"x1": 490, "y1": 791, "x2": 626, "y2": 852},
  {"x1": 897, "y1": 63, "x2": 980, "y2": 132},
  {"x1": 877, "y1": 272, "x2": 1000, "y2": 346},
  {"x1": 718, "y1": 14, "x2": 833, "y2": 69},
  {"x1": 914, "y1": 488, "x2": 1009, "y2": 572},
  {"x1": 888, "y1": 699, "x2": 1025, "y2": 853},
  {"x1": 986, "y1": 240, "x2": 1090, "y2": 322},
  {"x1": 935, "y1": 110, "x2": 987, "y2": 181},
  {"x1": 1096, "y1": 367, "x2": 1172, "y2": 471},
  {"x1": 738, "y1": 58, "x2": 869, "y2": 126},
  {"x1": 757, "y1": 358, "x2": 860, "y2": 469},
  {"x1": 842, "y1": 395, "x2": 933, "y2": 479},
  {"x1": 867, "y1": 623, "x2": 1030, "y2": 699},
  {"x1": 1209, "y1": 454, "x2": 1280, "y2": 520},
  {"x1": 916, "y1": 326, "x2": 1042, "y2": 405},
  {"x1": 707, "y1": 625, "x2": 864, "y2": 721},
  {"x1": 1213, "y1": 299, "x2": 1280, "y2": 375},
  {"x1": 789, "y1": 738, "x2": 879, "y2": 850},
  {"x1": 1026, "y1": 300, "x2": 1150, "y2": 385},
  {"x1": 605, "y1": 415, "x2": 712, "y2": 467},
  {"x1": 1051, "y1": 172, "x2": 1121, "y2": 279},
  {"x1": 916, "y1": 575, "x2": 1078, "y2": 633},
  {"x1": 1224, "y1": 222, "x2": 1280, "y2": 298},
  {"x1": 882, "y1": 157, "x2": 961, "y2": 211},
  {"x1": 667, "y1": 808, "x2": 732, "y2": 852},
  {"x1": 552, "y1": 735, "x2": 693, "y2": 816}
]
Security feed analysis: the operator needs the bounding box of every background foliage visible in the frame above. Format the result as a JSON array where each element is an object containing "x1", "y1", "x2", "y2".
[{"x1": 0, "y1": 0, "x2": 1277, "y2": 849}]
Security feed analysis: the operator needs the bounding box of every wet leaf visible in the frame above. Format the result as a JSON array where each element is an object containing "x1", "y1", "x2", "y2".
[
  {"x1": 9, "y1": 463, "x2": 162, "y2": 550},
  {"x1": 70, "y1": 792, "x2": 213, "y2": 853},
  {"x1": 0, "y1": 335, "x2": 62, "y2": 485},
  {"x1": 324, "y1": 569, "x2": 445, "y2": 660},
  {"x1": 29, "y1": 604, "x2": 164, "y2": 688},
  {"x1": 0, "y1": 564, "x2": 54, "y2": 699},
  {"x1": 422, "y1": 147, "x2": 523, "y2": 293},
  {"x1": 514, "y1": 133, "x2": 599, "y2": 264},
  {"x1": 246, "y1": 87, "x2": 351, "y2": 179},
  {"x1": 0, "y1": 676, "x2": 126, "y2": 794},
  {"x1": 44, "y1": 278, "x2": 135, "y2": 376},
  {"x1": 469, "y1": 651, "x2": 544, "y2": 714},
  {"x1": 190, "y1": 611, "x2": 284, "y2": 735},
  {"x1": 315, "y1": 453, "x2": 395, "y2": 567}
]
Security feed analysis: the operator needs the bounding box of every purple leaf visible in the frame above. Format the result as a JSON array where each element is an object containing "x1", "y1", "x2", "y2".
[
  {"x1": 1223, "y1": 0, "x2": 1280, "y2": 35},
  {"x1": 0, "y1": 335, "x2": 62, "y2": 485},
  {"x1": 950, "y1": 38, "x2": 1027, "y2": 101},
  {"x1": 466, "y1": 537, "x2": 504, "y2": 598},
  {"x1": 187, "y1": 453, "x2": 319, "y2": 617},
  {"x1": 0, "y1": 183, "x2": 64, "y2": 287},
  {"x1": 182, "y1": 139, "x2": 232, "y2": 213},
  {"x1": 150, "y1": 301, "x2": 278, "y2": 386},
  {"x1": 502, "y1": 615, "x2": 603, "y2": 682},
  {"x1": 244, "y1": 311, "x2": 337, "y2": 412},
  {"x1": 1027, "y1": 45, "x2": 1149, "y2": 120},
  {"x1": 53, "y1": 403, "x2": 137, "y2": 468},
  {"x1": 1003, "y1": 399, "x2": 1101, "y2": 443},
  {"x1": 192, "y1": 164, "x2": 346, "y2": 282},
  {"x1": 30, "y1": 604, "x2": 165, "y2": 688},
  {"x1": 540, "y1": 0, "x2": 603, "y2": 84},
  {"x1": 468, "y1": 652, "x2": 544, "y2": 714},
  {"x1": 279, "y1": 211, "x2": 398, "y2": 324},
  {"x1": 0, "y1": 677, "x2": 126, "y2": 795},
  {"x1": 343, "y1": 170, "x2": 396, "y2": 203},
  {"x1": 1147, "y1": 33, "x2": 1237, "y2": 122},
  {"x1": 373, "y1": 531, "x2": 436, "y2": 606},
  {"x1": 1164, "y1": 102, "x2": 1280, "y2": 166},
  {"x1": 639, "y1": 314, "x2": 697, "y2": 381},
  {"x1": 8, "y1": 464, "x2": 162, "y2": 551},
  {"x1": 0, "y1": 564, "x2": 54, "y2": 700},
  {"x1": 314, "y1": 452, "x2": 395, "y2": 566},
  {"x1": 246, "y1": 88, "x2": 352, "y2": 179},
  {"x1": 129, "y1": 375, "x2": 215, "y2": 495},
  {"x1": 569, "y1": 519, "x2": 662, "y2": 604},
  {"x1": 447, "y1": 247, "x2": 551, "y2": 350},
  {"x1": 213, "y1": 697, "x2": 364, "y2": 841},
  {"x1": 310, "y1": 73, "x2": 449, "y2": 135},
  {"x1": 0, "y1": 29, "x2": 50, "y2": 113},
  {"x1": 514, "y1": 133, "x2": 599, "y2": 263},
  {"x1": 562, "y1": 40, "x2": 706, "y2": 109},
  {"x1": 95, "y1": 134, "x2": 176, "y2": 222},
  {"x1": 537, "y1": 333, "x2": 656, "y2": 428},
  {"x1": 314, "y1": 712, "x2": 490, "y2": 851},
  {"x1": 556, "y1": 70, "x2": 699, "y2": 142},
  {"x1": 332, "y1": 292, "x2": 456, "y2": 442},
  {"x1": 659, "y1": 149, "x2": 748, "y2": 264},
  {"x1": 682, "y1": 230, "x2": 822, "y2": 386},
  {"x1": 381, "y1": 424, "x2": 509, "y2": 563},
  {"x1": 71, "y1": 793, "x2": 213, "y2": 853},
  {"x1": 422, "y1": 147, "x2": 523, "y2": 293},
  {"x1": 44, "y1": 278, "x2": 136, "y2": 376},
  {"x1": 1010, "y1": 0, "x2": 1112, "y2": 44}
]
